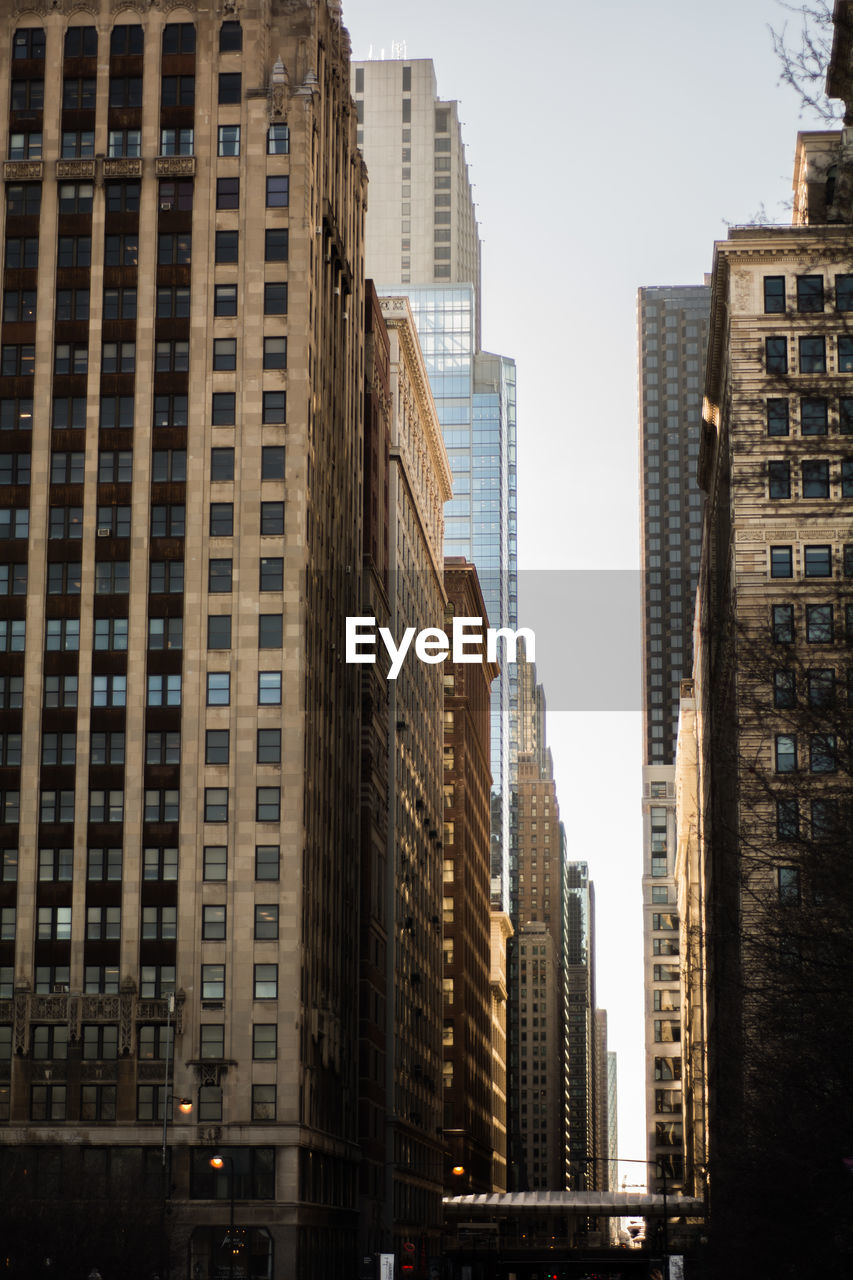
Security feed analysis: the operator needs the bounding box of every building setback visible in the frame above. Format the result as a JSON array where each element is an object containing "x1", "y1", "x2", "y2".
[{"x1": 0, "y1": 3, "x2": 366, "y2": 1277}]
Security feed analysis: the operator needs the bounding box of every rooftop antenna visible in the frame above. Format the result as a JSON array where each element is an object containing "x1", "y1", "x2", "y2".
[{"x1": 391, "y1": 40, "x2": 408, "y2": 59}]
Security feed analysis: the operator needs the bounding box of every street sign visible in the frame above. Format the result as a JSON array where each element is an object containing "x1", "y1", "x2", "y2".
[{"x1": 379, "y1": 1253, "x2": 395, "y2": 1280}]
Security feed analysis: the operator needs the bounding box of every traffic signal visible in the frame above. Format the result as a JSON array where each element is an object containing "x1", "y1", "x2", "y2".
[{"x1": 401, "y1": 1241, "x2": 415, "y2": 1273}]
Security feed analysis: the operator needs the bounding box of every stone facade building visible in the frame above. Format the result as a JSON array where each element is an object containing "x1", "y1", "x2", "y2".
[{"x1": 0, "y1": 3, "x2": 366, "y2": 1276}]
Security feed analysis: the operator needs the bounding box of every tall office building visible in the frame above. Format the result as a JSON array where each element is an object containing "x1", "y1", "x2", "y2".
[
  {"x1": 678, "y1": 30, "x2": 853, "y2": 1265},
  {"x1": 352, "y1": 57, "x2": 518, "y2": 917},
  {"x1": 638, "y1": 285, "x2": 710, "y2": 767},
  {"x1": 0, "y1": 4, "x2": 367, "y2": 1278},
  {"x1": 637, "y1": 284, "x2": 709, "y2": 1195},
  {"x1": 563, "y1": 862, "x2": 597, "y2": 1192},
  {"x1": 373, "y1": 295, "x2": 451, "y2": 1267},
  {"x1": 351, "y1": 59, "x2": 480, "y2": 342},
  {"x1": 441, "y1": 558, "x2": 498, "y2": 1195}
]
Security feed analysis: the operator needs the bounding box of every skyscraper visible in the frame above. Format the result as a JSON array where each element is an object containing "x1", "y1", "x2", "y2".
[
  {"x1": 637, "y1": 284, "x2": 709, "y2": 1195},
  {"x1": 679, "y1": 107, "x2": 853, "y2": 1269},
  {"x1": 0, "y1": 4, "x2": 366, "y2": 1277},
  {"x1": 352, "y1": 56, "x2": 518, "y2": 916}
]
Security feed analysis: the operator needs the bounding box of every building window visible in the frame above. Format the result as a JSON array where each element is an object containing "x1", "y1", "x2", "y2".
[
  {"x1": 88, "y1": 848, "x2": 122, "y2": 881},
  {"x1": 160, "y1": 128, "x2": 194, "y2": 156},
  {"x1": 261, "y1": 446, "x2": 285, "y2": 479},
  {"x1": 206, "y1": 672, "x2": 231, "y2": 706},
  {"x1": 107, "y1": 129, "x2": 141, "y2": 158},
  {"x1": 200, "y1": 1025, "x2": 224, "y2": 1059},
  {"x1": 148, "y1": 617, "x2": 183, "y2": 651},
  {"x1": 13, "y1": 28, "x2": 46, "y2": 58},
  {"x1": 208, "y1": 615, "x2": 232, "y2": 649},
  {"x1": 94, "y1": 619, "x2": 128, "y2": 651},
  {"x1": 836, "y1": 274, "x2": 853, "y2": 310},
  {"x1": 218, "y1": 125, "x2": 240, "y2": 157},
  {"x1": 201, "y1": 964, "x2": 225, "y2": 1001},
  {"x1": 88, "y1": 789, "x2": 124, "y2": 824},
  {"x1": 41, "y1": 732, "x2": 76, "y2": 767},
  {"x1": 839, "y1": 336, "x2": 853, "y2": 372},
  {"x1": 139, "y1": 966, "x2": 176, "y2": 998},
  {"x1": 267, "y1": 124, "x2": 289, "y2": 154},
  {"x1": 263, "y1": 337, "x2": 287, "y2": 370},
  {"x1": 212, "y1": 393, "x2": 236, "y2": 426},
  {"x1": 774, "y1": 734, "x2": 797, "y2": 773},
  {"x1": 258, "y1": 672, "x2": 282, "y2": 705},
  {"x1": 137, "y1": 1085, "x2": 167, "y2": 1122},
  {"x1": 259, "y1": 615, "x2": 282, "y2": 648},
  {"x1": 259, "y1": 557, "x2": 283, "y2": 590},
  {"x1": 254, "y1": 964, "x2": 278, "y2": 1000},
  {"x1": 253, "y1": 1024, "x2": 277, "y2": 1059},
  {"x1": 801, "y1": 460, "x2": 829, "y2": 498},
  {"x1": 265, "y1": 229, "x2": 288, "y2": 261},
  {"x1": 257, "y1": 729, "x2": 281, "y2": 763},
  {"x1": 209, "y1": 558, "x2": 233, "y2": 593},
  {"x1": 768, "y1": 460, "x2": 790, "y2": 499},
  {"x1": 82, "y1": 1025, "x2": 119, "y2": 1060},
  {"x1": 765, "y1": 338, "x2": 788, "y2": 374},
  {"x1": 809, "y1": 733, "x2": 837, "y2": 773},
  {"x1": 773, "y1": 669, "x2": 796, "y2": 708},
  {"x1": 220, "y1": 21, "x2": 243, "y2": 51},
  {"x1": 105, "y1": 234, "x2": 140, "y2": 267},
  {"x1": 143, "y1": 848, "x2": 178, "y2": 881},
  {"x1": 216, "y1": 178, "x2": 239, "y2": 211},
  {"x1": 215, "y1": 231, "x2": 238, "y2": 263},
  {"x1": 146, "y1": 674, "x2": 181, "y2": 707},
  {"x1": 256, "y1": 787, "x2": 280, "y2": 822},
  {"x1": 654, "y1": 1020, "x2": 680, "y2": 1043},
  {"x1": 266, "y1": 176, "x2": 289, "y2": 208},
  {"x1": 215, "y1": 285, "x2": 237, "y2": 316},
  {"x1": 776, "y1": 798, "x2": 799, "y2": 839},
  {"x1": 798, "y1": 336, "x2": 825, "y2": 373},
  {"x1": 252, "y1": 1084, "x2": 276, "y2": 1121},
  {"x1": 149, "y1": 562, "x2": 184, "y2": 594},
  {"x1": 806, "y1": 604, "x2": 833, "y2": 642},
  {"x1": 205, "y1": 729, "x2": 229, "y2": 764},
  {"x1": 156, "y1": 233, "x2": 191, "y2": 265},
  {"x1": 812, "y1": 798, "x2": 839, "y2": 839},
  {"x1": 255, "y1": 846, "x2": 280, "y2": 880},
  {"x1": 842, "y1": 460, "x2": 853, "y2": 497},
  {"x1": 143, "y1": 790, "x2": 180, "y2": 823},
  {"x1": 138, "y1": 1026, "x2": 174, "y2": 1061},
  {"x1": 263, "y1": 284, "x2": 287, "y2": 315},
  {"x1": 804, "y1": 545, "x2": 832, "y2": 577},
  {"x1": 202, "y1": 905, "x2": 226, "y2": 941},
  {"x1": 31, "y1": 1086, "x2": 67, "y2": 1122},
  {"x1": 770, "y1": 546, "x2": 792, "y2": 578},
  {"x1": 262, "y1": 392, "x2": 286, "y2": 424},
  {"x1": 37, "y1": 906, "x2": 72, "y2": 940},
  {"x1": 154, "y1": 395, "x2": 189, "y2": 429},
  {"x1": 211, "y1": 337, "x2": 235, "y2": 368},
  {"x1": 204, "y1": 788, "x2": 229, "y2": 823},
  {"x1": 777, "y1": 866, "x2": 800, "y2": 903},
  {"x1": 218, "y1": 72, "x2": 241, "y2": 103},
  {"x1": 764, "y1": 276, "x2": 786, "y2": 312},
  {"x1": 254, "y1": 905, "x2": 279, "y2": 940},
  {"x1": 772, "y1": 604, "x2": 794, "y2": 643},
  {"x1": 203, "y1": 846, "x2": 227, "y2": 881},
  {"x1": 796, "y1": 275, "x2": 824, "y2": 312}
]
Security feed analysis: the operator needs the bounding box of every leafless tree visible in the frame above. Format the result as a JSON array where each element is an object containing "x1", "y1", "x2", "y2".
[{"x1": 769, "y1": 1, "x2": 843, "y2": 121}]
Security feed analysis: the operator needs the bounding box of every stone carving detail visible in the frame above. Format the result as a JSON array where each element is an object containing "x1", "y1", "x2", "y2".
[
  {"x1": 138, "y1": 1061, "x2": 169, "y2": 1082},
  {"x1": 120, "y1": 986, "x2": 134, "y2": 1056},
  {"x1": 30, "y1": 994, "x2": 69, "y2": 1021},
  {"x1": 56, "y1": 159, "x2": 95, "y2": 179},
  {"x1": 104, "y1": 157, "x2": 142, "y2": 179},
  {"x1": 191, "y1": 1060, "x2": 229, "y2": 1086},
  {"x1": 14, "y1": 992, "x2": 27, "y2": 1054},
  {"x1": 31, "y1": 1063, "x2": 67, "y2": 1081},
  {"x1": 81, "y1": 1063, "x2": 118, "y2": 1082},
  {"x1": 155, "y1": 156, "x2": 196, "y2": 177},
  {"x1": 81, "y1": 995, "x2": 121, "y2": 1021},
  {"x1": 731, "y1": 270, "x2": 751, "y2": 313},
  {"x1": 4, "y1": 161, "x2": 43, "y2": 182}
]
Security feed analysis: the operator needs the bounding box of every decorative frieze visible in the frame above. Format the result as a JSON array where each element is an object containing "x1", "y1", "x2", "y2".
[
  {"x1": 155, "y1": 156, "x2": 196, "y2": 177},
  {"x1": 56, "y1": 159, "x2": 95, "y2": 180},
  {"x1": 104, "y1": 157, "x2": 143, "y2": 179},
  {"x1": 4, "y1": 160, "x2": 43, "y2": 182}
]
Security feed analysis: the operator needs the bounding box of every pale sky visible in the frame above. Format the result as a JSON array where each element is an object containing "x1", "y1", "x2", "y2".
[{"x1": 346, "y1": 0, "x2": 823, "y2": 1182}]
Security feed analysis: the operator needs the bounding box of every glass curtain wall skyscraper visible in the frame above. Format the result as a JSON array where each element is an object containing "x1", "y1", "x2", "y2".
[{"x1": 352, "y1": 60, "x2": 518, "y2": 911}]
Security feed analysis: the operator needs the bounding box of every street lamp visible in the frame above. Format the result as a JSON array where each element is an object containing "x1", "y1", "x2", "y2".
[{"x1": 209, "y1": 1155, "x2": 236, "y2": 1280}]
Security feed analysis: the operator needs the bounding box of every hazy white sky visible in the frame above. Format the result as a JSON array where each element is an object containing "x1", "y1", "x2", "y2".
[{"x1": 346, "y1": 0, "x2": 824, "y2": 1180}]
